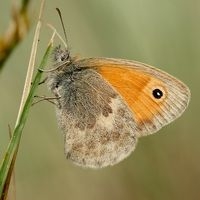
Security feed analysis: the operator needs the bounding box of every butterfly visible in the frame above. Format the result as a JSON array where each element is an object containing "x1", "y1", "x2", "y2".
[
  {"x1": 46, "y1": 45, "x2": 190, "y2": 168},
  {"x1": 45, "y1": 8, "x2": 190, "y2": 168}
]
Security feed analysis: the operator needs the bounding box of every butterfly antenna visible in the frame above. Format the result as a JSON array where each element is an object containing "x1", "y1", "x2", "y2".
[{"x1": 56, "y1": 8, "x2": 69, "y2": 50}]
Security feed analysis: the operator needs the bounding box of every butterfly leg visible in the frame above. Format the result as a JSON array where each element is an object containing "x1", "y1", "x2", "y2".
[
  {"x1": 38, "y1": 77, "x2": 48, "y2": 85},
  {"x1": 32, "y1": 95, "x2": 60, "y2": 106}
]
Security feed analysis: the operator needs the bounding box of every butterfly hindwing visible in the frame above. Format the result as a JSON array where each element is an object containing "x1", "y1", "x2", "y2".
[{"x1": 51, "y1": 67, "x2": 137, "y2": 168}]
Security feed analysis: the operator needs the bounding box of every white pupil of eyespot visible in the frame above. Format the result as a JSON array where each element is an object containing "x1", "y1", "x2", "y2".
[{"x1": 152, "y1": 88, "x2": 163, "y2": 99}]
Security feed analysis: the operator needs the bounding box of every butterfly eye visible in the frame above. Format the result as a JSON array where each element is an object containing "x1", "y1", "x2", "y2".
[
  {"x1": 152, "y1": 88, "x2": 163, "y2": 99},
  {"x1": 55, "y1": 82, "x2": 59, "y2": 88},
  {"x1": 60, "y1": 54, "x2": 66, "y2": 61}
]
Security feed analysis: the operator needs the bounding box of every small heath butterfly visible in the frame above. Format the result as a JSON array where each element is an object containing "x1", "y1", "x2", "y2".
[{"x1": 46, "y1": 9, "x2": 190, "y2": 168}]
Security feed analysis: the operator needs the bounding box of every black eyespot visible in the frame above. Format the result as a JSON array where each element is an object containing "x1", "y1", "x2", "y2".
[{"x1": 152, "y1": 88, "x2": 163, "y2": 99}]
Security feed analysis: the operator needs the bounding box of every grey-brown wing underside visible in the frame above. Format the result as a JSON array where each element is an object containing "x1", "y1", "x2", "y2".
[{"x1": 51, "y1": 67, "x2": 138, "y2": 168}]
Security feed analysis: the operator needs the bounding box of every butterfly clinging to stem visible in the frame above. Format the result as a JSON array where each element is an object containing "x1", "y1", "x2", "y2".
[{"x1": 45, "y1": 8, "x2": 190, "y2": 168}]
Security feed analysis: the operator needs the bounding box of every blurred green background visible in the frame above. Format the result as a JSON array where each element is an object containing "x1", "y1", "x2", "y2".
[{"x1": 0, "y1": 0, "x2": 199, "y2": 199}]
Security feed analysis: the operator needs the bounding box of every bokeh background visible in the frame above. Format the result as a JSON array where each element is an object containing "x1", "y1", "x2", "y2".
[{"x1": 0, "y1": 0, "x2": 199, "y2": 199}]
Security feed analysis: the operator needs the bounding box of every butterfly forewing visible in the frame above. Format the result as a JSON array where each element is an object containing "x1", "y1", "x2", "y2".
[{"x1": 75, "y1": 57, "x2": 190, "y2": 137}]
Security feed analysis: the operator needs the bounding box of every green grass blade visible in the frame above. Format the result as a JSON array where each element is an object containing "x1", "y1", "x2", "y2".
[{"x1": 0, "y1": 43, "x2": 52, "y2": 196}]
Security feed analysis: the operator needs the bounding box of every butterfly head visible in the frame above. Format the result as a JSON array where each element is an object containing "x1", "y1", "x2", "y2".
[{"x1": 53, "y1": 45, "x2": 71, "y2": 63}]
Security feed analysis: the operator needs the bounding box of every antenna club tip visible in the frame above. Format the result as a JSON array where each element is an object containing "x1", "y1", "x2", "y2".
[{"x1": 56, "y1": 7, "x2": 61, "y2": 14}]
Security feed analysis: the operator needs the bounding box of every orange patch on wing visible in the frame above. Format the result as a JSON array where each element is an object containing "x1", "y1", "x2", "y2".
[{"x1": 97, "y1": 65, "x2": 166, "y2": 124}]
